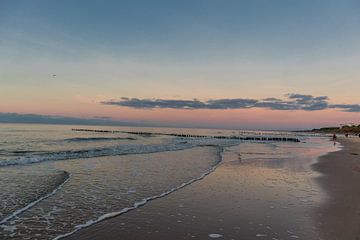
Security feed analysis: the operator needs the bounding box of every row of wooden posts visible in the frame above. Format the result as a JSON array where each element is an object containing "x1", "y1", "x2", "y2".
[{"x1": 71, "y1": 128, "x2": 300, "y2": 142}]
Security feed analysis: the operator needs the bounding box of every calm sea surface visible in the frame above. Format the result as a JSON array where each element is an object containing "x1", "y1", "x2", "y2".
[{"x1": 0, "y1": 123, "x2": 336, "y2": 239}]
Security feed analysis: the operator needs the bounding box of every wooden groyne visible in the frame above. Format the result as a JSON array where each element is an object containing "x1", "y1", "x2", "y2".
[{"x1": 71, "y1": 128, "x2": 301, "y2": 142}]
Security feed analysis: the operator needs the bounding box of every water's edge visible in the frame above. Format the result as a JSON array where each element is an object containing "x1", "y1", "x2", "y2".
[
  {"x1": 53, "y1": 146, "x2": 224, "y2": 240},
  {"x1": 0, "y1": 171, "x2": 71, "y2": 225}
]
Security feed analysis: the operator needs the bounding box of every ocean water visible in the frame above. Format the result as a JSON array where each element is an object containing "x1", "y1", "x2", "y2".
[{"x1": 0, "y1": 123, "x2": 336, "y2": 239}]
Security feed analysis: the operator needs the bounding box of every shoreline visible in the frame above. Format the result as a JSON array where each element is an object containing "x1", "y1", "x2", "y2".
[
  {"x1": 312, "y1": 137, "x2": 360, "y2": 240},
  {"x1": 64, "y1": 138, "x2": 360, "y2": 240},
  {"x1": 54, "y1": 147, "x2": 224, "y2": 240}
]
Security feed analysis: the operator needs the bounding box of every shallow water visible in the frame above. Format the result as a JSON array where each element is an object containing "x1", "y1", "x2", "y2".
[
  {"x1": 0, "y1": 123, "x2": 337, "y2": 239},
  {"x1": 66, "y1": 139, "x2": 340, "y2": 240}
]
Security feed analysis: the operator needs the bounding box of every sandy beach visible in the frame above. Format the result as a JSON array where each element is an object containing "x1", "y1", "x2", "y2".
[
  {"x1": 312, "y1": 137, "x2": 360, "y2": 240},
  {"x1": 62, "y1": 138, "x2": 360, "y2": 240},
  {"x1": 3, "y1": 1, "x2": 360, "y2": 239}
]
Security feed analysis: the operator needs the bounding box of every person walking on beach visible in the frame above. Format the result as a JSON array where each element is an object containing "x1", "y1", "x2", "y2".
[
  {"x1": 332, "y1": 133, "x2": 337, "y2": 145},
  {"x1": 332, "y1": 133, "x2": 337, "y2": 141}
]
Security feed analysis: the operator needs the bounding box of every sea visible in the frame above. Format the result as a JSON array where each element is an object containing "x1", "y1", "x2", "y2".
[{"x1": 0, "y1": 123, "x2": 338, "y2": 239}]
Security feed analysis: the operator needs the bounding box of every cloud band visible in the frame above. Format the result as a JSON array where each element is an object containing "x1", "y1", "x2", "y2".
[{"x1": 102, "y1": 94, "x2": 360, "y2": 112}]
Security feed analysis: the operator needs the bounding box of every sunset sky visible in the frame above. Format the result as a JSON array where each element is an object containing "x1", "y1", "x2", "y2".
[{"x1": 1, "y1": 0, "x2": 360, "y2": 129}]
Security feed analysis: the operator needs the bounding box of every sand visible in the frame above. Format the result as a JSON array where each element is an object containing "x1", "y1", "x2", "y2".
[
  {"x1": 312, "y1": 137, "x2": 360, "y2": 240},
  {"x1": 64, "y1": 139, "x2": 360, "y2": 240}
]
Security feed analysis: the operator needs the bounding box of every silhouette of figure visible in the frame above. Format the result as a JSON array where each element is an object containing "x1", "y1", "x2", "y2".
[
  {"x1": 332, "y1": 133, "x2": 337, "y2": 141},
  {"x1": 332, "y1": 133, "x2": 337, "y2": 145}
]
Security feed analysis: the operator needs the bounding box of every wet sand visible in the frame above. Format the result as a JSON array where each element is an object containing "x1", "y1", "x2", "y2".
[
  {"x1": 312, "y1": 137, "x2": 360, "y2": 240},
  {"x1": 65, "y1": 139, "x2": 360, "y2": 240}
]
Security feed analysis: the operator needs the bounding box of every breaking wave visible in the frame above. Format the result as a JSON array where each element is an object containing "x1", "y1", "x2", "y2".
[
  {"x1": 0, "y1": 138, "x2": 239, "y2": 167},
  {"x1": 64, "y1": 137, "x2": 136, "y2": 142}
]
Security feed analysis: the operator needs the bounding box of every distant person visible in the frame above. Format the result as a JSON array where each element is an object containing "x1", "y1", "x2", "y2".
[
  {"x1": 332, "y1": 133, "x2": 337, "y2": 141},
  {"x1": 345, "y1": 133, "x2": 349, "y2": 138},
  {"x1": 332, "y1": 133, "x2": 337, "y2": 145}
]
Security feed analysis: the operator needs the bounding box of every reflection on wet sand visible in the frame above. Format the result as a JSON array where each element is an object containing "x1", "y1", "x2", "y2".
[{"x1": 67, "y1": 138, "x2": 339, "y2": 240}]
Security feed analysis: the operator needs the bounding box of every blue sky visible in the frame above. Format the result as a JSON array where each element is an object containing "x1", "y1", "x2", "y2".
[
  {"x1": 2, "y1": 1, "x2": 359, "y2": 55},
  {"x1": 1, "y1": 0, "x2": 359, "y2": 129}
]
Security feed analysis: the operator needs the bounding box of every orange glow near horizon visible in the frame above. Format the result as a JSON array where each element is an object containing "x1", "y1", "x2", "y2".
[
  {"x1": 1, "y1": 89, "x2": 359, "y2": 129},
  {"x1": 2, "y1": 101, "x2": 359, "y2": 129}
]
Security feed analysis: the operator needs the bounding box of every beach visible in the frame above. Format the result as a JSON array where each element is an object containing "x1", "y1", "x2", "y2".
[
  {"x1": 64, "y1": 137, "x2": 360, "y2": 240},
  {"x1": 3, "y1": 1, "x2": 360, "y2": 239},
  {"x1": 313, "y1": 137, "x2": 360, "y2": 240},
  {"x1": 1, "y1": 124, "x2": 317, "y2": 239},
  {"x1": 1, "y1": 124, "x2": 359, "y2": 240}
]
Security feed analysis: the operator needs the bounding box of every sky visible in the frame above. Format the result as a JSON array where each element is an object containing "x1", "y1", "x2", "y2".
[{"x1": 0, "y1": 0, "x2": 360, "y2": 130}]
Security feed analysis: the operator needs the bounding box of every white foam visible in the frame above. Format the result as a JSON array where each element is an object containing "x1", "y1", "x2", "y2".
[
  {"x1": 256, "y1": 234, "x2": 267, "y2": 237},
  {"x1": 53, "y1": 147, "x2": 225, "y2": 240},
  {"x1": 208, "y1": 233, "x2": 223, "y2": 238},
  {"x1": 0, "y1": 224, "x2": 17, "y2": 232},
  {"x1": 0, "y1": 172, "x2": 71, "y2": 225},
  {"x1": 0, "y1": 138, "x2": 239, "y2": 167},
  {"x1": 126, "y1": 187, "x2": 136, "y2": 194}
]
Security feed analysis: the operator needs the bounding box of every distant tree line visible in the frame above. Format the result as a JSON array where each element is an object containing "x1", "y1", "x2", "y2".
[{"x1": 310, "y1": 124, "x2": 360, "y2": 133}]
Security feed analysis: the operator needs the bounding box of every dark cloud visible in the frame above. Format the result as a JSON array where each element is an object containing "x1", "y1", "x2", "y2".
[
  {"x1": 204, "y1": 99, "x2": 258, "y2": 109},
  {"x1": 102, "y1": 94, "x2": 360, "y2": 112},
  {"x1": 103, "y1": 98, "x2": 258, "y2": 110},
  {"x1": 93, "y1": 116, "x2": 113, "y2": 119},
  {"x1": 0, "y1": 112, "x2": 141, "y2": 126},
  {"x1": 104, "y1": 98, "x2": 207, "y2": 109},
  {"x1": 262, "y1": 98, "x2": 282, "y2": 101},
  {"x1": 329, "y1": 104, "x2": 360, "y2": 112}
]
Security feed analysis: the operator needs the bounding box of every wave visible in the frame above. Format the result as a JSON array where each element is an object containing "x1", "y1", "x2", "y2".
[
  {"x1": 1, "y1": 150, "x2": 48, "y2": 156},
  {"x1": 0, "y1": 138, "x2": 239, "y2": 167},
  {"x1": 64, "y1": 137, "x2": 136, "y2": 142},
  {"x1": 53, "y1": 147, "x2": 224, "y2": 240},
  {"x1": 0, "y1": 171, "x2": 71, "y2": 225},
  {"x1": 0, "y1": 144, "x2": 192, "y2": 167}
]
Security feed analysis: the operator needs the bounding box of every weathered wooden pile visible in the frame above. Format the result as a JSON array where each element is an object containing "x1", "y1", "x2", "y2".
[{"x1": 72, "y1": 128, "x2": 300, "y2": 142}]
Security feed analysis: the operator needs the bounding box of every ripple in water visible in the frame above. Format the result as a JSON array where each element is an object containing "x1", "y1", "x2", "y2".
[
  {"x1": 0, "y1": 168, "x2": 69, "y2": 224},
  {"x1": 0, "y1": 146, "x2": 221, "y2": 239}
]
